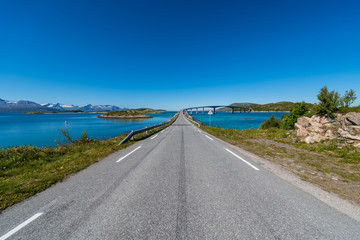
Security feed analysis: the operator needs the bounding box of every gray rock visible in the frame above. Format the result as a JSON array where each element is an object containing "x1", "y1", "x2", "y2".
[{"x1": 346, "y1": 112, "x2": 360, "y2": 126}]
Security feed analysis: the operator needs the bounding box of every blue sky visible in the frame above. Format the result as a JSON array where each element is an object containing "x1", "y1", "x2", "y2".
[{"x1": 0, "y1": 0, "x2": 359, "y2": 110}]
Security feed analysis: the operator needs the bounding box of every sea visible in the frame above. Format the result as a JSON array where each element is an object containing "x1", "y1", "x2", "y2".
[
  {"x1": 0, "y1": 112, "x2": 177, "y2": 148},
  {"x1": 0, "y1": 111, "x2": 285, "y2": 148},
  {"x1": 189, "y1": 111, "x2": 285, "y2": 130}
]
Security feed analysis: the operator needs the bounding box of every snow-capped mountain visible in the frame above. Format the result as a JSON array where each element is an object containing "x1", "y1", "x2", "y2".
[
  {"x1": 0, "y1": 98, "x2": 126, "y2": 112},
  {"x1": 40, "y1": 103, "x2": 77, "y2": 111},
  {"x1": 0, "y1": 99, "x2": 50, "y2": 112},
  {"x1": 41, "y1": 103, "x2": 125, "y2": 112}
]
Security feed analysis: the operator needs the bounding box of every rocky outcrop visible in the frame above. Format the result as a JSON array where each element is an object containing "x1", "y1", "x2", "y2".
[{"x1": 295, "y1": 112, "x2": 360, "y2": 147}]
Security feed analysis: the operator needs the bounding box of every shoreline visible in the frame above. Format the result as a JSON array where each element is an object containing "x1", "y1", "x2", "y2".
[{"x1": 97, "y1": 114, "x2": 152, "y2": 119}]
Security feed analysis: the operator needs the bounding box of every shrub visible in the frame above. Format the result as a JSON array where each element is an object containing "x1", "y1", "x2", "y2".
[
  {"x1": 281, "y1": 102, "x2": 309, "y2": 129},
  {"x1": 79, "y1": 129, "x2": 90, "y2": 144},
  {"x1": 312, "y1": 86, "x2": 340, "y2": 117},
  {"x1": 58, "y1": 128, "x2": 73, "y2": 144},
  {"x1": 260, "y1": 114, "x2": 281, "y2": 129},
  {"x1": 340, "y1": 89, "x2": 357, "y2": 108}
]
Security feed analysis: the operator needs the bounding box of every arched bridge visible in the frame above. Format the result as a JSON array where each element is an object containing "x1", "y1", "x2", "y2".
[{"x1": 184, "y1": 105, "x2": 251, "y2": 114}]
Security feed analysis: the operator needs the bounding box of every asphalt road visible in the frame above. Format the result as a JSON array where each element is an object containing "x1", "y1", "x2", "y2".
[{"x1": 1, "y1": 112, "x2": 359, "y2": 239}]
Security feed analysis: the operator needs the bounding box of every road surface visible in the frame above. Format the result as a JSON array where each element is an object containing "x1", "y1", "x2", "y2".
[{"x1": 1, "y1": 112, "x2": 359, "y2": 239}]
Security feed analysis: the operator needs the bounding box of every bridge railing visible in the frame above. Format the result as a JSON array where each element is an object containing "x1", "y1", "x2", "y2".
[
  {"x1": 119, "y1": 112, "x2": 179, "y2": 145},
  {"x1": 184, "y1": 111, "x2": 200, "y2": 127}
]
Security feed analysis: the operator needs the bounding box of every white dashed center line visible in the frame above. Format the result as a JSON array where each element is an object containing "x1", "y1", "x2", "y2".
[
  {"x1": 0, "y1": 213, "x2": 43, "y2": 240},
  {"x1": 116, "y1": 146, "x2": 142, "y2": 163},
  {"x1": 205, "y1": 135, "x2": 213, "y2": 141},
  {"x1": 225, "y1": 148, "x2": 259, "y2": 171}
]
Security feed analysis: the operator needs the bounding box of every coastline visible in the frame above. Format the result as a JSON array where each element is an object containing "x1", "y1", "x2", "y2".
[{"x1": 97, "y1": 114, "x2": 152, "y2": 119}]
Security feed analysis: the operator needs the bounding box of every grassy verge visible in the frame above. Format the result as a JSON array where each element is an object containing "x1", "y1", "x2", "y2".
[
  {"x1": 198, "y1": 124, "x2": 360, "y2": 205},
  {"x1": 0, "y1": 119, "x2": 174, "y2": 211}
]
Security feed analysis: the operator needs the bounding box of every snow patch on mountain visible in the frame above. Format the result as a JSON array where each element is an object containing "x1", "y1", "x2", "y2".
[{"x1": 0, "y1": 98, "x2": 127, "y2": 112}]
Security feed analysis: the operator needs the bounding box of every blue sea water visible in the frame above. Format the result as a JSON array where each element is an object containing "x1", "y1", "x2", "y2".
[
  {"x1": 0, "y1": 111, "x2": 285, "y2": 148},
  {"x1": 0, "y1": 112, "x2": 176, "y2": 148},
  {"x1": 189, "y1": 111, "x2": 285, "y2": 130}
]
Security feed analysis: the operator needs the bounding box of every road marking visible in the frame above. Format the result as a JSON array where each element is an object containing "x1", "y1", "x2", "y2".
[
  {"x1": 197, "y1": 130, "x2": 201, "y2": 133},
  {"x1": 0, "y1": 213, "x2": 43, "y2": 240},
  {"x1": 161, "y1": 129, "x2": 165, "y2": 133},
  {"x1": 205, "y1": 135, "x2": 213, "y2": 141},
  {"x1": 116, "y1": 146, "x2": 142, "y2": 163},
  {"x1": 225, "y1": 148, "x2": 259, "y2": 171},
  {"x1": 150, "y1": 134, "x2": 158, "y2": 139}
]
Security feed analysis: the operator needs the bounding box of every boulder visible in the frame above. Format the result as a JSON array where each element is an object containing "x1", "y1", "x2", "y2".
[
  {"x1": 346, "y1": 112, "x2": 360, "y2": 126},
  {"x1": 296, "y1": 112, "x2": 360, "y2": 147},
  {"x1": 353, "y1": 142, "x2": 360, "y2": 148},
  {"x1": 309, "y1": 115, "x2": 323, "y2": 128},
  {"x1": 304, "y1": 135, "x2": 324, "y2": 144},
  {"x1": 297, "y1": 117, "x2": 311, "y2": 127},
  {"x1": 338, "y1": 128, "x2": 360, "y2": 141},
  {"x1": 347, "y1": 126, "x2": 360, "y2": 136},
  {"x1": 324, "y1": 129, "x2": 336, "y2": 139},
  {"x1": 295, "y1": 122, "x2": 309, "y2": 137}
]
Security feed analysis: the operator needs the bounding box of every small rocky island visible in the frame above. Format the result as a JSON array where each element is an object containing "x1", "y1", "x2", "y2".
[{"x1": 98, "y1": 108, "x2": 163, "y2": 119}]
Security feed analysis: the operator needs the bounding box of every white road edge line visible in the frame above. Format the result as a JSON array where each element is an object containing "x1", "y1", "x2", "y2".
[
  {"x1": 161, "y1": 129, "x2": 165, "y2": 133},
  {"x1": 116, "y1": 146, "x2": 142, "y2": 163},
  {"x1": 205, "y1": 135, "x2": 213, "y2": 141},
  {"x1": 0, "y1": 213, "x2": 43, "y2": 240},
  {"x1": 225, "y1": 148, "x2": 260, "y2": 171},
  {"x1": 197, "y1": 130, "x2": 201, "y2": 133},
  {"x1": 150, "y1": 134, "x2": 158, "y2": 140}
]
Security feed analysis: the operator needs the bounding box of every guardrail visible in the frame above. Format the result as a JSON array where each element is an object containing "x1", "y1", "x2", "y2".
[
  {"x1": 184, "y1": 111, "x2": 200, "y2": 127},
  {"x1": 119, "y1": 112, "x2": 179, "y2": 145}
]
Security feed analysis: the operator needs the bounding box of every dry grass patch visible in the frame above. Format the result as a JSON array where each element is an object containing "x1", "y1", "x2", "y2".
[{"x1": 201, "y1": 126, "x2": 360, "y2": 205}]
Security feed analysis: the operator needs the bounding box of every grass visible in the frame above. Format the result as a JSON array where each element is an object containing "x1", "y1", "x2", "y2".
[
  {"x1": 197, "y1": 124, "x2": 360, "y2": 205},
  {"x1": 0, "y1": 115, "x2": 176, "y2": 211},
  {"x1": 100, "y1": 108, "x2": 161, "y2": 117}
]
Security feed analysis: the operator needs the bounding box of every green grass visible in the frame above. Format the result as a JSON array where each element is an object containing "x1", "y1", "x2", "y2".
[
  {"x1": 0, "y1": 137, "x2": 133, "y2": 210},
  {"x1": 196, "y1": 124, "x2": 360, "y2": 204},
  {"x1": 0, "y1": 114, "x2": 177, "y2": 211},
  {"x1": 223, "y1": 101, "x2": 314, "y2": 112},
  {"x1": 24, "y1": 112, "x2": 45, "y2": 114},
  {"x1": 101, "y1": 108, "x2": 161, "y2": 117}
]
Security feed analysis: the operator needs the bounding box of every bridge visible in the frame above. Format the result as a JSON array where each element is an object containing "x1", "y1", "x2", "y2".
[
  {"x1": 1, "y1": 112, "x2": 359, "y2": 239},
  {"x1": 184, "y1": 105, "x2": 250, "y2": 114}
]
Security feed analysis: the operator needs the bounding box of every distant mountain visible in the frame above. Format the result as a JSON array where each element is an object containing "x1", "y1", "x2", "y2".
[
  {"x1": 0, "y1": 99, "x2": 51, "y2": 112},
  {"x1": 0, "y1": 98, "x2": 126, "y2": 112}
]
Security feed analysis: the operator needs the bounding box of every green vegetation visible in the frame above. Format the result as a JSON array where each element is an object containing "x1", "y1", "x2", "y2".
[
  {"x1": 25, "y1": 112, "x2": 45, "y2": 114},
  {"x1": 312, "y1": 86, "x2": 341, "y2": 117},
  {"x1": 341, "y1": 89, "x2": 357, "y2": 108},
  {"x1": 226, "y1": 101, "x2": 313, "y2": 112},
  {"x1": 260, "y1": 87, "x2": 358, "y2": 130},
  {"x1": 196, "y1": 125, "x2": 360, "y2": 204},
  {"x1": 0, "y1": 115, "x2": 176, "y2": 210},
  {"x1": 338, "y1": 105, "x2": 360, "y2": 113},
  {"x1": 0, "y1": 136, "x2": 132, "y2": 210},
  {"x1": 281, "y1": 102, "x2": 310, "y2": 129},
  {"x1": 98, "y1": 108, "x2": 161, "y2": 119},
  {"x1": 259, "y1": 114, "x2": 281, "y2": 129},
  {"x1": 312, "y1": 86, "x2": 358, "y2": 116},
  {"x1": 186, "y1": 86, "x2": 360, "y2": 203}
]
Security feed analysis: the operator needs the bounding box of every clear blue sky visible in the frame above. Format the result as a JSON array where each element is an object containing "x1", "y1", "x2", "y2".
[{"x1": 0, "y1": 0, "x2": 359, "y2": 110}]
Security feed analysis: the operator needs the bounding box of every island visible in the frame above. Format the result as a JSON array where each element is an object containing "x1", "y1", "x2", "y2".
[{"x1": 97, "y1": 108, "x2": 163, "y2": 119}]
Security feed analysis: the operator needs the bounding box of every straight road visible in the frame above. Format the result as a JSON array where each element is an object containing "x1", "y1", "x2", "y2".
[{"x1": 1, "y1": 112, "x2": 359, "y2": 239}]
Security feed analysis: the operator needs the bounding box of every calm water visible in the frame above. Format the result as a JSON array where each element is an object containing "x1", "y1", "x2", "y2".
[
  {"x1": 189, "y1": 111, "x2": 285, "y2": 130},
  {"x1": 0, "y1": 112, "x2": 176, "y2": 148}
]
